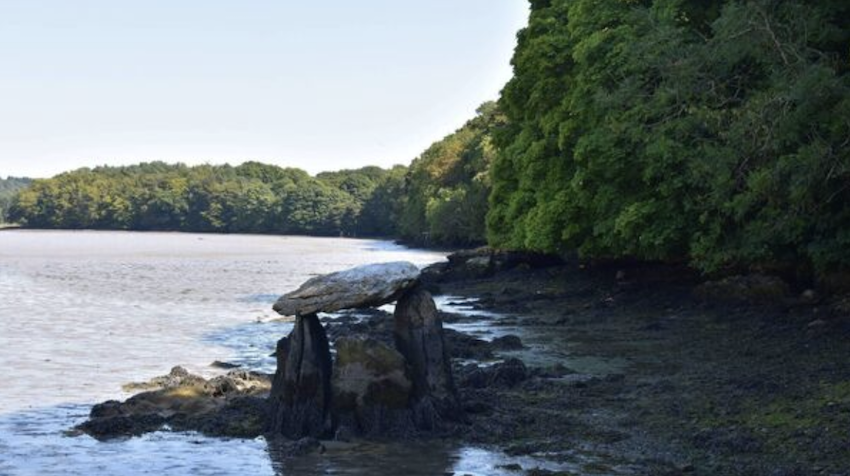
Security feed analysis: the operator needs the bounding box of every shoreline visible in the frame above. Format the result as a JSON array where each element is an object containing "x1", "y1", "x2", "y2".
[
  {"x1": 73, "y1": 252, "x2": 850, "y2": 475},
  {"x1": 426, "y1": 255, "x2": 850, "y2": 475}
]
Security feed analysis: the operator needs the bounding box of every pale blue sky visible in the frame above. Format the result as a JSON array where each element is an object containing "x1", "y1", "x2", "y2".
[{"x1": 0, "y1": 1, "x2": 528, "y2": 178}]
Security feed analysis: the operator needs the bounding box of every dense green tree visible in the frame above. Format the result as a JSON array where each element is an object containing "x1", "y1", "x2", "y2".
[
  {"x1": 489, "y1": 0, "x2": 850, "y2": 276},
  {"x1": 0, "y1": 176, "x2": 33, "y2": 223},
  {"x1": 357, "y1": 165, "x2": 408, "y2": 237},
  {"x1": 399, "y1": 102, "x2": 504, "y2": 245},
  {"x1": 7, "y1": 162, "x2": 397, "y2": 237}
]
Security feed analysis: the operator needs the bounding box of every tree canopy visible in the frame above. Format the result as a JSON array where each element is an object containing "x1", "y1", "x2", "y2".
[
  {"x1": 0, "y1": 176, "x2": 32, "y2": 223},
  {"x1": 398, "y1": 102, "x2": 505, "y2": 246},
  {"x1": 7, "y1": 162, "x2": 403, "y2": 237},
  {"x1": 488, "y1": 0, "x2": 850, "y2": 276}
]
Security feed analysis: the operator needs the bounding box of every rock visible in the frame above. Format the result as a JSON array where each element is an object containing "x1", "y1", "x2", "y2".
[
  {"x1": 490, "y1": 358, "x2": 529, "y2": 387},
  {"x1": 532, "y1": 363, "x2": 574, "y2": 379},
  {"x1": 273, "y1": 262, "x2": 420, "y2": 316},
  {"x1": 491, "y1": 334, "x2": 524, "y2": 350},
  {"x1": 332, "y1": 335, "x2": 415, "y2": 436},
  {"x1": 694, "y1": 274, "x2": 790, "y2": 303},
  {"x1": 435, "y1": 248, "x2": 562, "y2": 280},
  {"x1": 800, "y1": 289, "x2": 818, "y2": 302},
  {"x1": 210, "y1": 360, "x2": 240, "y2": 370},
  {"x1": 443, "y1": 328, "x2": 495, "y2": 360},
  {"x1": 394, "y1": 287, "x2": 462, "y2": 427},
  {"x1": 466, "y1": 255, "x2": 495, "y2": 275},
  {"x1": 121, "y1": 365, "x2": 206, "y2": 392},
  {"x1": 268, "y1": 314, "x2": 334, "y2": 439},
  {"x1": 459, "y1": 367, "x2": 490, "y2": 389},
  {"x1": 458, "y1": 359, "x2": 529, "y2": 389},
  {"x1": 77, "y1": 413, "x2": 167, "y2": 439},
  {"x1": 208, "y1": 370, "x2": 271, "y2": 396},
  {"x1": 78, "y1": 368, "x2": 271, "y2": 440},
  {"x1": 175, "y1": 396, "x2": 268, "y2": 437}
]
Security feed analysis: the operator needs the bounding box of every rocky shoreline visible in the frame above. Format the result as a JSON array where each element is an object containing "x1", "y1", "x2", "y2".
[{"x1": 76, "y1": 249, "x2": 850, "y2": 475}]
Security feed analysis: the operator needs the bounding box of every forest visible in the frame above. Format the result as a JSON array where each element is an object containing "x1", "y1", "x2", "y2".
[
  {"x1": 0, "y1": 177, "x2": 32, "y2": 223},
  {"x1": 8, "y1": 0, "x2": 850, "y2": 277},
  {"x1": 7, "y1": 90, "x2": 496, "y2": 241},
  {"x1": 488, "y1": 0, "x2": 850, "y2": 277},
  {"x1": 6, "y1": 101, "x2": 495, "y2": 242},
  {"x1": 9, "y1": 162, "x2": 388, "y2": 236}
]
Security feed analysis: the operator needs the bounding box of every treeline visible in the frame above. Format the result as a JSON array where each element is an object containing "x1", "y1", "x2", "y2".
[
  {"x1": 0, "y1": 177, "x2": 32, "y2": 223},
  {"x1": 397, "y1": 102, "x2": 502, "y2": 245},
  {"x1": 8, "y1": 162, "x2": 400, "y2": 236},
  {"x1": 488, "y1": 0, "x2": 850, "y2": 275},
  {"x1": 8, "y1": 103, "x2": 498, "y2": 243}
]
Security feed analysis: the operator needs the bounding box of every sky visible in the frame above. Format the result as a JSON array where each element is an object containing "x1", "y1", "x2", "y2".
[{"x1": 0, "y1": 1, "x2": 529, "y2": 179}]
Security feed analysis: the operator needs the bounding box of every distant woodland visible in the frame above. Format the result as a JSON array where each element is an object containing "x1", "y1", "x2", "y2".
[
  {"x1": 6, "y1": 103, "x2": 496, "y2": 244},
  {"x1": 0, "y1": 177, "x2": 32, "y2": 223},
  {"x1": 8, "y1": 0, "x2": 850, "y2": 277}
]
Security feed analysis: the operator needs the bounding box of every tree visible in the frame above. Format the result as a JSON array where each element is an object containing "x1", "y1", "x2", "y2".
[
  {"x1": 488, "y1": 0, "x2": 850, "y2": 276},
  {"x1": 399, "y1": 101, "x2": 504, "y2": 245}
]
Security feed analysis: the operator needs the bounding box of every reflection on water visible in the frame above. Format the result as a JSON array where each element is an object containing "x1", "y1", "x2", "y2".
[
  {"x1": 0, "y1": 405, "x2": 273, "y2": 476},
  {"x1": 0, "y1": 402, "x2": 571, "y2": 476},
  {"x1": 268, "y1": 440, "x2": 574, "y2": 476}
]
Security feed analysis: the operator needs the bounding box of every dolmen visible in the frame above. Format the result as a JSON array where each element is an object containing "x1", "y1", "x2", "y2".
[{"x1": 268, "y1": 261, "x2": 462, "y2": 439}]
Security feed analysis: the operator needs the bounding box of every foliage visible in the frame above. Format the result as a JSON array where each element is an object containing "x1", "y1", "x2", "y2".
[
  {"x1": 7, "y1": 162, "x2": 404, "y2": 237},
  {"x1": 399, "y1": 102, "x2": 504, "y2": 245},
  {"x1": 0, "y1": 176, "x2": 32, "y2": 223},
  {"x1": 489, "y1": 0, "x2": 850, "y2": 275}
]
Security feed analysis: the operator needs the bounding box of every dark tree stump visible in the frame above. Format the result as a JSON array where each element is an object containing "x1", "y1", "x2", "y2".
[{"x1": 268, "y1": 313, "x2": 333, "y2": 439}]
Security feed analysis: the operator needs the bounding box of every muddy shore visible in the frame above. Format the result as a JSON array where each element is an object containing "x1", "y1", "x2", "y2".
[
  {"x1": 425, "y1": 255, "x2": 850, "y2": 476},
  {"x1": 79, "y1": 252, "x2": 850, "y2": 475}
]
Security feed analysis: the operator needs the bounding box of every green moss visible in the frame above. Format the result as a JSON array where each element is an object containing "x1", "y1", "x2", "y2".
[
  {"x1": 693, "y1": 380, "x2": 850, "y2": 459},
  {"x1": 335, "y1": 338, "x2": 406, "y2": 375}
]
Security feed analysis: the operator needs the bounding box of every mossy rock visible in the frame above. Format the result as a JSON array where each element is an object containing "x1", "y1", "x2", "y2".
[{"x1": 332, "y1": 335, "x2": 412, "y2": 411}]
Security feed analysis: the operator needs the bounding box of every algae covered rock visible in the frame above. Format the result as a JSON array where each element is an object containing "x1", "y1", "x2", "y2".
[
  {"x1": 332, "y1": 335, "x2": 415, "y2": 436},
  {"x1": 77, "y1": 368, "x2": 271, "y2": 440}
]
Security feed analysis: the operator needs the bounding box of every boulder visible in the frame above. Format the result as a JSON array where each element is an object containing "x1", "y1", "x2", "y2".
[
  {"x1": 273, "y1": 262, "x2": 421, "y2": 316},
  {"x1": 457, "y1": 358, "x2": 528, "y2": 389},
  {"x1": 331, "y1": 335, "x2": 415, "y2": 437},
  {"x1": 77, "y1": 368, "x2": 271, "y2": 440},
  {"x1": 268, "y1": 313, "x2": 333, "y2": 439},
  {"x1": 121, "y1": 365, "x2": 207, "y2": 392},
  {"x1": 394, "y1": 287, "x2": 462, "y2": 427},
  {"x1": 491, "y1": 334, "x2": 524, "y2": 350}
]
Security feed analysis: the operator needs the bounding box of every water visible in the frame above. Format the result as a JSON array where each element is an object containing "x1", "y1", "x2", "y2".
[{"x1": 0, "y1": 230, "x2": 569, "y2": 475}]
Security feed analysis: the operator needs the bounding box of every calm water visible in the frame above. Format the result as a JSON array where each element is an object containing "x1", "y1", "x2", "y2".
[{"x1": 0, "y1": 231, "x2": 574, "y2": 476}]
